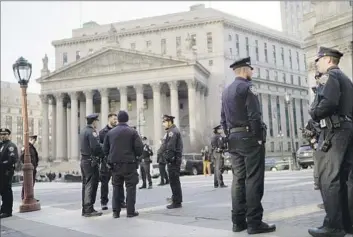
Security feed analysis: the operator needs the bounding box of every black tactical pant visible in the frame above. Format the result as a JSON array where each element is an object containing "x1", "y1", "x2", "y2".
[
  {"x1": 159, "y1": 163, "x2": 169, "y2": 184},
  {"x1": 80, "y1": 159, "x2": 99, "y2": 214},
  {"x1": 167, "y1": 160, "x2": 183, "y2": 204},
  {"x1": 111, "y1": 163, "x2": 139, "y2": 215},
  {"x1": 213, "y1": 151, "x2": 224, "y2": 186},
  {"x1": 140, "y1": 162, "x2": 152, "y2": 187},
  {"x1": 228, "y1": 133, "x2": 265, "y2": 227},
  {"x1": 313, "y1": 150, "x2": 324, "y2": 188},
  {"x1": 0, "y1": 170, "x2": 14, "y2": 214},
  {"x1": 214, "y1": 166, "x2": 225, "y2": 187},
  {"x1": 21, "y1": 168, "x2": 36, "y2": 200},
  {"x1": 99, "y1": 168, "x2": 111, "y2": 206},
  {"x1": 317, "y1": 123, "x2": 353, "y2": 230}
]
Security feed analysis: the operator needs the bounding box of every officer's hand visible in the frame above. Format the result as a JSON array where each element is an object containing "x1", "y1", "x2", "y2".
[{"x1": 258, "y1": 141, "x2": 262, "y2": 145}]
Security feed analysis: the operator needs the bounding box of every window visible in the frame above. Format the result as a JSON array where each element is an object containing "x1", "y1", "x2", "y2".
[
  {"x1": 207, "y1": 32, "x2": 213, "y2": 53},
  {"x1": 76, "y1": 51, "x2": 80, "y2": 60},
  {"x1": 274, "y1": 71, "x2": 278, "y2": 81},
  {"x1": 287, "y1": 142, "x2": 291, "y2": 152},
  {"x1": 295, "y1": 142, "x2": 299, "y2": 151},
  {"x1": 264, "y1": 43, "x2": 268, "y2": 63},
  {"x1": 292, "y1": 98, "x2": 298, "y2": 137},
  {"x1": 296, "y1": 51, "x2": 300, "y2": 71},
  {"x1": 256, "y1": 68, "x2": 261, "y2": 78},
  {"x1": 272, "y1": 45, "x2": 276, "y2": 64},
  {"x1": 268, "y1": 95, "x2": 273, "y2": 137},
  {"x1": 245, "y1": 37, "x2": 249, "y2": 57},
  {"x1": 17, "y1": 116, "x2": 23, "y2": 146},
  {"x1": 88, "y1": 48, "x2": 94, "y2": 54},
  {"x1": 350, "y1": 0, "x2": 353, "y2": 7},
  {"x1": 304, "y1": 53, "x2": 307, "y2": 70},
  {"x1": 276, "y1": 96, "x2": 282, "y2": 133},
  {"x1": 146, "y1": 40, "x2": 152, "y2": 51},
  {"x1": 280, "y1": 47, "x2": 284, "y2": 65},
  {"x1": 289, "y1": 49, "x2": 292, "y2": 69},
  {"x1": 255, "y1": 40, "x2": 259, "y2": 61},
  {"x1": 283, "y1": 73, "x2": 286, "y2": 83},
  {"x1": 228, "y1": 34, "x2": 232, "y2": 41},
  {"x1": 300, "y1": 99, "x2": 305, "y2": 129},
  {"x1": 161, "y1": 39, "x2": 166, "y2": 55},
  {"x1": 191, "y1": 34, "x2": 197, "y2": 47},
  {"x1": 29, "y1": 118, "x2": 34, "y2": 135},
  {"x1": 290, "y1": 75, "x2": 294, "y2": 84},
  {"x1": 229, "y1": 48, "x2": 233, "y2": 55},
  {"x1": 63, "y1": 52, "x2": 68, "y2": 65},
  {"x1": 235, "y1": 34, "x2": 239, "y2": 55},
  {"x1": 298, "y1": 76, "x2": 301, "y2": 86},
  {"x1": 208, "y1": 60, "x2": 213, "y2": 66},
  {"x1": 5, "y1": 116, "x2": 12, "y2": 132},
  {"x1": 130, "y1": 43, "x2": 136, "y2": 50},
  {"x1": 270, "y1": 142, "x2": 275, "y2": 152},
  {"x1": 266, "y1": 70, "x2": 270, "y2": 79},
  {"x1": 285, "y1": 102, "x2": 290, "y2": 137},
  {"x1": 176, "y1": 36, "x2": 181, "y2": 56}
]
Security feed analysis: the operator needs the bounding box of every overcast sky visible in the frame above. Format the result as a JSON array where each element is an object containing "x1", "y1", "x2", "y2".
[{"x1": 1, "y1": 1, "x2": 282, "y2": 93}]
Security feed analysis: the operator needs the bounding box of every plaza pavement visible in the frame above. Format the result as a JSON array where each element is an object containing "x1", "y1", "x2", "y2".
[{"x1": 2, "y1": 170, "x2": 352, "y2": 237}]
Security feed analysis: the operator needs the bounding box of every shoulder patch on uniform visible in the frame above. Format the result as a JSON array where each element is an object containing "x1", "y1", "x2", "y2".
[
  {"x1": 9, "y1": 147, "x2": 14, "y2": 152},
  {"x1": 169, "y1": 132, "x2": 173, "y2": 137},
  {"x1": 249, "y1": 85, "x2": 258, "y2": 95},
  {"x1": 319, "y1": 74, "x2": 329, "y2": 85},
  {"x1": 92, "y1": 131, "x2": 98, "y2": 137}
]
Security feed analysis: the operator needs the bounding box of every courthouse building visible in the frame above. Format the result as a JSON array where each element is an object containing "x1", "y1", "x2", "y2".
[
  {"x1": 37, "y1": 4, "x2": 309, "y2": 161},
  {"x1": 0, "y1": 81, "x2": 45, "y2": 158}
]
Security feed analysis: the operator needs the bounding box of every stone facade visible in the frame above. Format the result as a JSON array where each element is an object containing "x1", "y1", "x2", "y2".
[
  {"x1": 37, "y1": 4, "x2": 309, "y2": 161},
  {"x1": 0, "y1": 81, "x2": 48, "y2": 159}
]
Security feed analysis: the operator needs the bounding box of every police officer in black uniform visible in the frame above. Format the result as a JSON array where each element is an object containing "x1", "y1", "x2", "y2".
[
  {"x1": 98, "y1": 113, "x2": 126, "y2": 210},
  {"x1": 157, "y1": 139, "x2": 169, "y2": 186},
  {"x1": 103, "y1": 110, "x2": 143, "y2": 218},
  {"x1": 20, "y1": 135, "x2": 39, "y2": 200},
  {"x1": 0, "y1": 128, "x2": 19, "y2": 219},
  {"x1": 80, "y1": 114, "x2": 104, "y2": 217},
  {"x1": 160, "y1": 114, "x2": 183, "y2": 209},
  {"x1": 221, "y1": 57, "x2": 276, "y2": 234},
  {"x1": 139, "y1": 136, "x2": 153, "y2": 189},
  {"x1": 211, "y1": 125, "x2": 227, "y2": 188},
  {"x1": 308, "y1": 47, "x2": 353, "y2": 237}
]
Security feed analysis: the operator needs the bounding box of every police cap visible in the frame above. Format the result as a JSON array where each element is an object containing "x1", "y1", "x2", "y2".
[
  {"x1": 142, "y1": 136, "x2": 147, "y2": 140},
  {"x1": 162, "y1": 114, "x2": 175, "y2": 122},
  {"x1": 314, "y1": 72, "x2": 322, "y2": 79},
  {"x1": 29, "y1": 135, "x2": 38, "y2": 140},
  {"x1": 213, "y1": 125, "x2": 222, "y2": 130},
  {"x1": 0, "y1": 128, "x2": 11, "y2": 135},
  {"x1": 229, "y1": 57, "x2": 253, "y2": 70},
  {"x1": 86, "y1": 113, "x2": 99, "y2": 121},
  {"x1": 315, "y1": 46, "x2": 343, "y2": 62}
]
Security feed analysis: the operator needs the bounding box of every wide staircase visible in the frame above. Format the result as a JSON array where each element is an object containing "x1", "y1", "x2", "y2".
[{"x1": 38, "y1": 160, "x2": 81, "y2": 174}]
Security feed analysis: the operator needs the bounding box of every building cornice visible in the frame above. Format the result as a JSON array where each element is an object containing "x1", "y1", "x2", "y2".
[
  {"x1": 313, "y1": 12, "x2": 353, "y2": 36},
  {"x1": 254, "y1": 77, "x2": 309, "y2": 93}
]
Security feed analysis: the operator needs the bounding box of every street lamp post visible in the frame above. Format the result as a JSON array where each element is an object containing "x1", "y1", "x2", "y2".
[
  {"x1": 285, "y1": 93, "x2": 299, "y2": 171},
  {"x1": 13, "y1": 57, "x2": 41, "y2": 213}
]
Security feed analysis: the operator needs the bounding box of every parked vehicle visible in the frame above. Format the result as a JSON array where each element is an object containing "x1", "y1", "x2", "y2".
[
  {"x1": 296, "y1": 144, "x2": 314, "y2": 169},
  {"x1": 265, "y1": 157, "x2": 290, "y2": 171},
  {"x1": 180, "y1": 153, "x2": 215, "y2": 175}
]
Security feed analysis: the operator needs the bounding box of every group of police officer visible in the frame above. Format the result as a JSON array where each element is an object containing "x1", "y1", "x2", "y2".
[
  {"x1": 221, "y1": 46, "x2": 352, "y2": 236},
  {"x1": 79, "y1": 109, "x2": 184, "y2": 218}
]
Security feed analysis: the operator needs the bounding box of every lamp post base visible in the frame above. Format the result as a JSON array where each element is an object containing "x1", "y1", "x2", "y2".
[{"x1": 19, "y1": 200, "x2": 41, "y2": 213}]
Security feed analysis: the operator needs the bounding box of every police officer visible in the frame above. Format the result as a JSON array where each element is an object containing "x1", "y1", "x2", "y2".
[
  {"x1": 0, "y1": 128, "x2": 19, "y2": 219},
  {"x1": 211, "y1": 125, "x2": 227, "y2": 188},
  {"x1": 98, "y1": 113, "x2": 126, "y2": 210},
  {"x1": 80, "y1": 114, "x2": 104, "y2": 217},
  {"x1": 157, "y1": 139, "x2": 169, "y2": 186},
  {"x1": 103, "y1": 110, "x2": 143, "y2": 218},
  {"x1": 139, "y1": 137, "x2": 153, "y2": 189},
  {"x1": 221, "y1": 57, "x2": 276, "y2": 234},
  {"x1": 20, "y1": 135, "x2": 39, "y2": 200},
  {"x1": 308, "y1": 47, "x2": 353, "y2": 236},
  {"x1": 160, "y1": 114, "x2": 183, "y2": 209}
]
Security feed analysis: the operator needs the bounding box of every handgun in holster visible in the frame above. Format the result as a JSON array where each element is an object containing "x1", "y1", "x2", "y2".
[
  {"x1": 90, "y1": 155, "x2": 100, "y2": 167},
  {"x1": 319, "y1": 117, "x2": 335, "y2": 152}
]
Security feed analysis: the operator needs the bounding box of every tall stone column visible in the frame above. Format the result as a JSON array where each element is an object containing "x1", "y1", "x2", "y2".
[
  {"x1": 66, "y1": 104, "x2": 71, "y2": 160},
  {"x1": 79, "y1": 100, "x2": 86, "y2": 132},
  {"x1": 134, "y1": 85, "x2": 144, "y2": 135},
  {"x1": 70, "y1": 92, "x2": 79, "y2": 160},
  {"x1": 152, "y1": 83, "x2": 162, "y2": 146},
  {"x1": 84, "y1": 90, "x2": 94, "y2": 116},
  {"x1": 186, "y1": 79, "x2": 197, "y2": 147},
  {"x1": 195, "y1": 85, "x2": 201, "y2": 128},
  {"x1": 118, "y1": 86, "x2": 128, "y2": 111},
  {"x1": 168, "y1": 81, "x2": 180, "y2": 128},
  {"x1": 40, "y1": 94, "x2": 49, "y2": 162},
  {"x1": 49, "y1": 97, "x2": 56, "y2": 160},
  {"x1": 199, "y1": 87, "x2": 206, "y2": 130},
  {"x1": 99, "y1": 89, "x2": 110, "y2": 126},
  {"x1": 54, "y1": 93, "x2": 65, "y2": 161}
]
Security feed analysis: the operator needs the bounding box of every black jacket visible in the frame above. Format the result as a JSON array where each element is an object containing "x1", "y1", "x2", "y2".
[
  {"x1": 103, "y1": 123, "x2": 143, "y2": 164},
  {"x1": 20, "y1": 143, "x2": 39, "y2": 168}
]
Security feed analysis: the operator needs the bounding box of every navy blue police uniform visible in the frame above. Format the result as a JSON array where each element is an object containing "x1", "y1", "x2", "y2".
[
  {"x1": 0, "y1": 128, "x2": 19, "y2": 219},
  {"x1": 139, "y1": 136, "x2": 154, "y2": 189},
  {"x1": 160, "y1": 115, "x2": 183, "y2": 209},
  {"x1": 103, "y1": 111, "x2": 143, "y2": 218},
  {"x1": 221, "y1": 57, "x2": 276, "y2": 234},
  {"x1": 157, "y1": 139, "x2": 169, "y2": 186},
  {"x1": 211, "y1": 125, "x2": 227, "y2": 188},
  {"x1": 99, "y1": 124, "x2": 126, "y2": 210},
  {"x1": 80, "y1": 114, "x2": 104, "y2": 217},
  {"x1": 308, "y1": 47, "x2": 353, "y2": 236}
]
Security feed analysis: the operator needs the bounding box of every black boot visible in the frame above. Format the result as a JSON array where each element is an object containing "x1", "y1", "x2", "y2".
[
  {"x1": 0, "y1": 213, "x2": 12, "y2": 219},
  {"x1": 308, "y1": 226, "x2": 346, "y2": 237},
  {"x1": 112, "y1": 212, "x2": 120, "y2": 218},
  {"x1": 247, "y1": 222, "x2": 276, "y2": 235},
  {"x1": 233, "y1": 223, "x2": 247, "y2": 232},
  {"x1": 167, "y1": 203, "x2": 182, "y2": 209},
  {"x1": 139, "y1": 185, "x2": 146, "y2": 189},
  {"x1": 127, "y1": 211, "x2": 139, "y2": 218}
]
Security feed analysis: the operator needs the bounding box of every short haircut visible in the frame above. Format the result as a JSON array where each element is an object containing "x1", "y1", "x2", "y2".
[
  {"x1": 329, "y1": 56, "x2": 340, "y2": 65},
  {"x1": 108, "y1": 113, "x2": 117, "y2": 119}
]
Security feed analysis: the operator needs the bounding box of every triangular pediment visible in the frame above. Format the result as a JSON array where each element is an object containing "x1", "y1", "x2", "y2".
[{"x1": 40, "y1": 47, "x2": 190, "y2": 81}]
